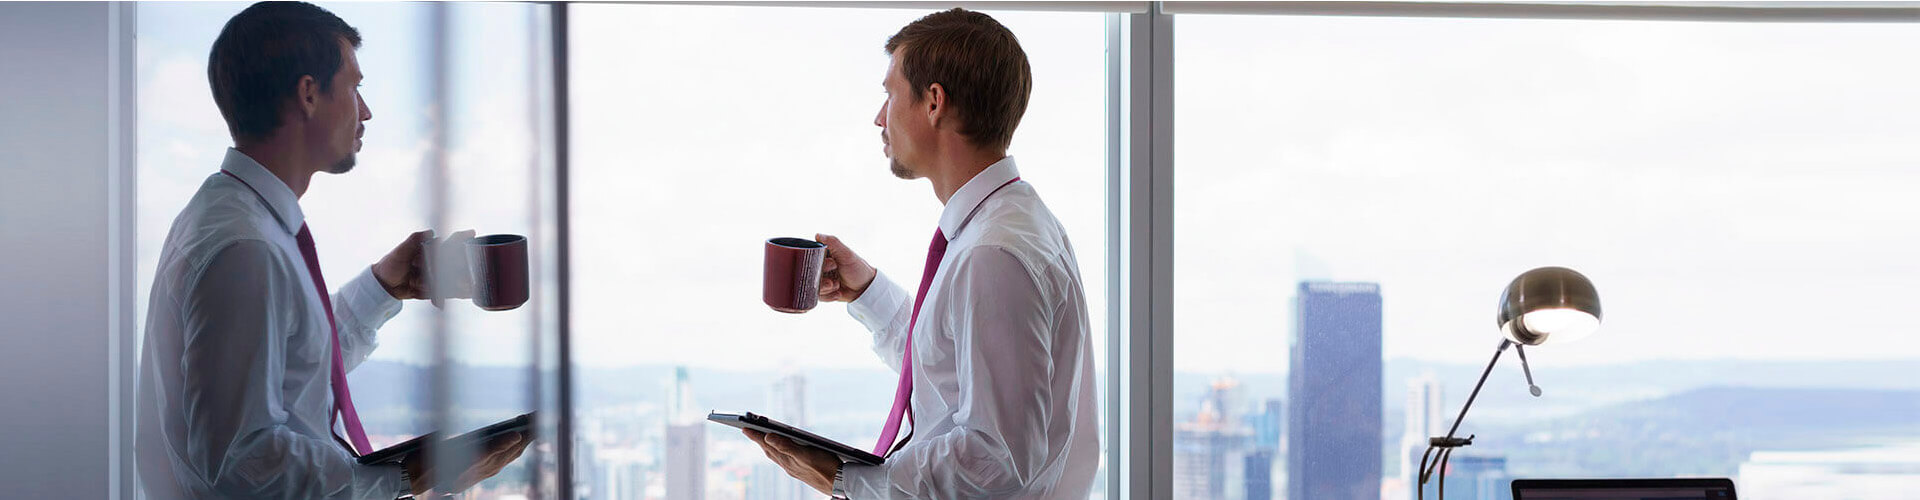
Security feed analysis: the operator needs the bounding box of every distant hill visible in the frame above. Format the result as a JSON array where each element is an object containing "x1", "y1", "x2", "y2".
[{"x1": 1474, "y1": 386, "x2": 1920, "y2": 477}]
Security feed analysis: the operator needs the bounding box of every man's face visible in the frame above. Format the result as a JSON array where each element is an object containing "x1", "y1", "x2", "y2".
[
  {"x1": 315, "y1": 39, "x2": 371, "y2": 174},
  {"x1": 875, "y1": 52, "x2": 931, "y2": 180}
]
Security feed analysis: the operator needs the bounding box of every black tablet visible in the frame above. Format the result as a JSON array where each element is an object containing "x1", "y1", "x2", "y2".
[
  {"x1": 356, "y1": 412, "x2": 535, "y2": 465},
  {"x1": 708, "y1": 411, "x2": 884, "y2": 466}
]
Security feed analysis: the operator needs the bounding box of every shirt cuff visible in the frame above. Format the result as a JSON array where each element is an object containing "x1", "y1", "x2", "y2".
[
  {"x1": 840, "y1": 462, "x2": 891, "y2": 500},
  {"x1": 342, "y1": 266, "x2": 404, "y2": 328},
  {"x1": 390, "y1": 463, "x2": 410, "y2": 498},
  {"x1": 846, "y1": 270, "x2": 907, "y2": 333},
  {"x1": 353, "y1": 462, "x2": 409, "y2": 499}
]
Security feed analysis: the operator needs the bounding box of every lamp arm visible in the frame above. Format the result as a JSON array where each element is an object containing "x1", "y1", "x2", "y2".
[{"x1": 1441, "y1": 338, "x2": 1512, "y2": 442}]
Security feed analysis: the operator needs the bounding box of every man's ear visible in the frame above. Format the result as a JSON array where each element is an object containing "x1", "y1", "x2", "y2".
[
  {"x1": 923, "y1": 82, "x2": 947, "y2": 129},
  {"x1": 295, "y1": 74, "x2": 320, "y2": 120}
]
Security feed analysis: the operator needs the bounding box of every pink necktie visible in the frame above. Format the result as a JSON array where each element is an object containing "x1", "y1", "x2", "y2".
[
  {"x1": 295, "y1": 224, "x2": 374, "y2": 456},
  {"x1": 873, "y1": 228, "x2": 946, "y2": 456},
  {"x1": 873, "y1": 176, "x2": 1021, "y2": 457}
]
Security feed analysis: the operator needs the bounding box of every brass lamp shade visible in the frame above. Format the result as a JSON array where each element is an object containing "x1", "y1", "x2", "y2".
[{"x1": 1497, "y1": 266, "x2": 1602, "y2": 346}]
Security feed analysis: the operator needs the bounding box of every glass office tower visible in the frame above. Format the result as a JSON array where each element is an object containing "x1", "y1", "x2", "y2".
[{"x1": 1289, "y1": 282, "x2": 1383, "y2": 500}]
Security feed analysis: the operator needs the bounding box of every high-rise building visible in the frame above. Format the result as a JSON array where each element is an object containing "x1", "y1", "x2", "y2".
[
  {"x1": 768, "y1": 371, "x2": 807, "y2": 428},
  {"x1": 1403, "y1": 374, "x2": 1447, "y2": 497},
  {"x1": 1244, "y1": 450, "x2": 1275, "y2": 500},
  {"x1": 664, "y1": 422, "x2": 706, "y2": 500},
  {"x1": 665, "y1": 367, "x2": 706, "y2": 500},
  {"x1": 1244, "y1": 399, "x2": 1283, "y2": 500},
  {"x1": 1176, "y1": 377, "x2": 1253, "y2": 500},
  {"x1": 1288, "y1": 282, "x2": 1383, "y2": 500},
  {"x1": 593, "y1": 446, "x2": 650, "y2": 500},
  {"x1": 753, "y1": 371, "x2": 809, "y2": 500}
]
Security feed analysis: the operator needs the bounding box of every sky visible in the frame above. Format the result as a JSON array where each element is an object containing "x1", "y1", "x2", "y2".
[
  {"x1": 1171, "y1": 14, "x2": 1920, "y2": 369},
  {"x1": 137, "y1": 4, "x2": 1920, "y2": 380}
]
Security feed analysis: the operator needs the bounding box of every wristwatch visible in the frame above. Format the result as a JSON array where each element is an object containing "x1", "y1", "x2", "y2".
[
  {"x1": 396, "y1": 462, "x2": 416, "y2": 499},
  {"x1": 830, "y1": 462, "x2": 851, "y2": 500}
]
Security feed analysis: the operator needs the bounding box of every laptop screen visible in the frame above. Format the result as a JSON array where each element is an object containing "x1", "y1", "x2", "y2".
[{"x1": 1511, "y1": 479, "x2": 1736, "y2": 500}]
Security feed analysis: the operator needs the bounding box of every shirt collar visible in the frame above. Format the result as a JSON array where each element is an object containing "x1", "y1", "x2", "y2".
[
  {"x1": 937, "y1": 156, "x2": 1021, "y2": 239},
  {"x1": 220, "y1": 148, "x2": 306, "y2": 236}
]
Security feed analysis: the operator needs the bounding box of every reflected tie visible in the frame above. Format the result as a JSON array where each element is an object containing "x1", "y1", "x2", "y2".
[
  {"x1": 874, "y1": 228, "x2": 946, "y2": 456},
  {"x1": 294, "y1": 224, "x2": 374, "y2": 456}
]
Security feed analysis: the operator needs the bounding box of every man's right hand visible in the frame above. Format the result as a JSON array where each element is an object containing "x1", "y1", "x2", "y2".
[
  {"x1": 403, "y1": 431, "x2": 530, "y2": 496},
  {"x1": 816, "y1": 233, "x2": 876, "y2": 303}
]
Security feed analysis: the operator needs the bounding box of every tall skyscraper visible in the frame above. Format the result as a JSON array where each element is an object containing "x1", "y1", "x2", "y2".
[
  {"x1": 593, "y1": 446, "x2": 649, "y2": 500},
  {"x1": 1244, "y1": 398, "x2": 1283, "y2": 500},
  {"x1": 665, "y1": 367, "x2": 706, "y2": 500},
  {"x1": 768, "y1": 371, "x2": 807, "y2": 427},
  {"x1": 1403, "y1": 374, "x2": 1447, "y2": 497},
  {"x1": 1288, "y1": 282, "x2": 1383, "y2": 500},
  {"x1": 1175, "y1": 377, "x2": 1253, "y2": 500},
  {"x1": 753, "y1": 371, "x2": 809, "y2": 500}
]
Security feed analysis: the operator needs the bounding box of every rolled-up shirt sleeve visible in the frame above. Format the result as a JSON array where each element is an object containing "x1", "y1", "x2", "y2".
[
  {"x1": 179, "y1": 240, "x2": 408, "y2": 500},
  {"x1": 847, "y1": 270, "x2": 914, "y2": 373},
  {"x1": 842, "y1": 246, "x2": 1056, "y2": 499}
]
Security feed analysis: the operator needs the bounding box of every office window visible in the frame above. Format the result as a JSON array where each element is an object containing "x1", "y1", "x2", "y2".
[
  {"x1": 1171, "y1": 15, "x2": 1920, "y2": 500},
  {"x1": 569, "y1": 5, "x2": 1109, "y2": 499},
  {"x1": 136, "y1": 3, "x2": 556, "y2": 498}
]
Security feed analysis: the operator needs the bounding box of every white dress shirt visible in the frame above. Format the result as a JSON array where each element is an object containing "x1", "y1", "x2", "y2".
[
  {"x1": 842, "y1": 157, "x2": 1101, "y2": 499},
  {"x1": 136, "y1": 148, "x2": 409, "y2": 500}
]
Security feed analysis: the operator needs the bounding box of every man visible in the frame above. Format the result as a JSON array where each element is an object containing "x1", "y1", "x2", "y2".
[
  {"x1": 135, "y1": 3, "x2": 526, "y2": 499},
  {"x1": 746, "y1": 8, "x2": 1099, "y2": 499}
]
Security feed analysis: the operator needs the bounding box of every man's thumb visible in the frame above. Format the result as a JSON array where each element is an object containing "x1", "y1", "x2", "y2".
[{"x1": 815, "y1": 233, "x2": 842, "y2": 251}]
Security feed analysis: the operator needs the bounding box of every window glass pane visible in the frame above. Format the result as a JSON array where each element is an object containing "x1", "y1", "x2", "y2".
[
  {"x1": 570, "y1": 5, "x2": 1108, "y2": 499},
  {"x1": 136, "y1": 3, "x2": 555, "y2": 498},
  {"x1": 1173, "y1": 15, "x2": 1920, "y2": 500},
  {"x1": 437, "y1": 4, "x2": 558, "y2": 498}
]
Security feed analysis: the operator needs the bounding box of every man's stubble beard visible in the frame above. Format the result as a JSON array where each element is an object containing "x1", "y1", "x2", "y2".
[
  {"x1": 327, "y1": 153, "x2": 356, "y2": 174},
  {"x1": 889, "y1": 158, "x2": 913, "y2": 179}
]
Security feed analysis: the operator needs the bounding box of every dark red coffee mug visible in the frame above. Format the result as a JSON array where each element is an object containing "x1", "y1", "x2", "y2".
[
  {"x1": 467, "y1": 234, "x2": 529, "y2": 311},
  {"x1": 764, "y1": 237, "x2": 826, "y2": 313}
]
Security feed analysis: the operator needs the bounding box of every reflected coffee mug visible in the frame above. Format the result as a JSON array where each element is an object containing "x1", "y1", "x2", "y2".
[
  {"x1": 763, "y1": 237, "x2": 826, "y2": 313},
  {"x1": 467, "y1": 234, "x2": 530, "y2": 311}
]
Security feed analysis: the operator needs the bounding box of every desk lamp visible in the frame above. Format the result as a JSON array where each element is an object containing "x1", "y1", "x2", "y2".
[{"x1": 1417, "y1": 266, "x2": 1602, "y2": 500}]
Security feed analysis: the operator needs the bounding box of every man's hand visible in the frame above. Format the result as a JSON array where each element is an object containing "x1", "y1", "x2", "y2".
[
  {"x1": 745, "y1": 429, "x2": 841, "y2": 495},
  {"x1": 373, "y1": 229, "x2": 476, "y2": 303},
  {"x1": 403, "y1": 430, "x2": 530, "y2": 496},
  {"x1": 816, "y1": 233, "x2": 876, "y2": 303}
]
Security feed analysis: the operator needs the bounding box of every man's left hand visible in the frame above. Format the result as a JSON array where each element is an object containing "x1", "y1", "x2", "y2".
[
  {"x1": 373, "y1": 229, "x2": 476, "y2": 301},
  {"x1": 745, "y1": 429, "x2": 841, "y2": 495}
]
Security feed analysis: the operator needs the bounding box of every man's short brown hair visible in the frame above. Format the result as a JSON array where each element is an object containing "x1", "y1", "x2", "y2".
[
  {"x1": 208, "y1": 1, "x2": 361, "y2": 144},
  {"x1": 886, "y1": 9, "x2": 1032, "y2": 152}
]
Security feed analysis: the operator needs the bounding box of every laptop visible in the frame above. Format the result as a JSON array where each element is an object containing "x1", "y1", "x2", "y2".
[{"x1": 1512, "y1": 478, "x2": 1736, "y2": 500}]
